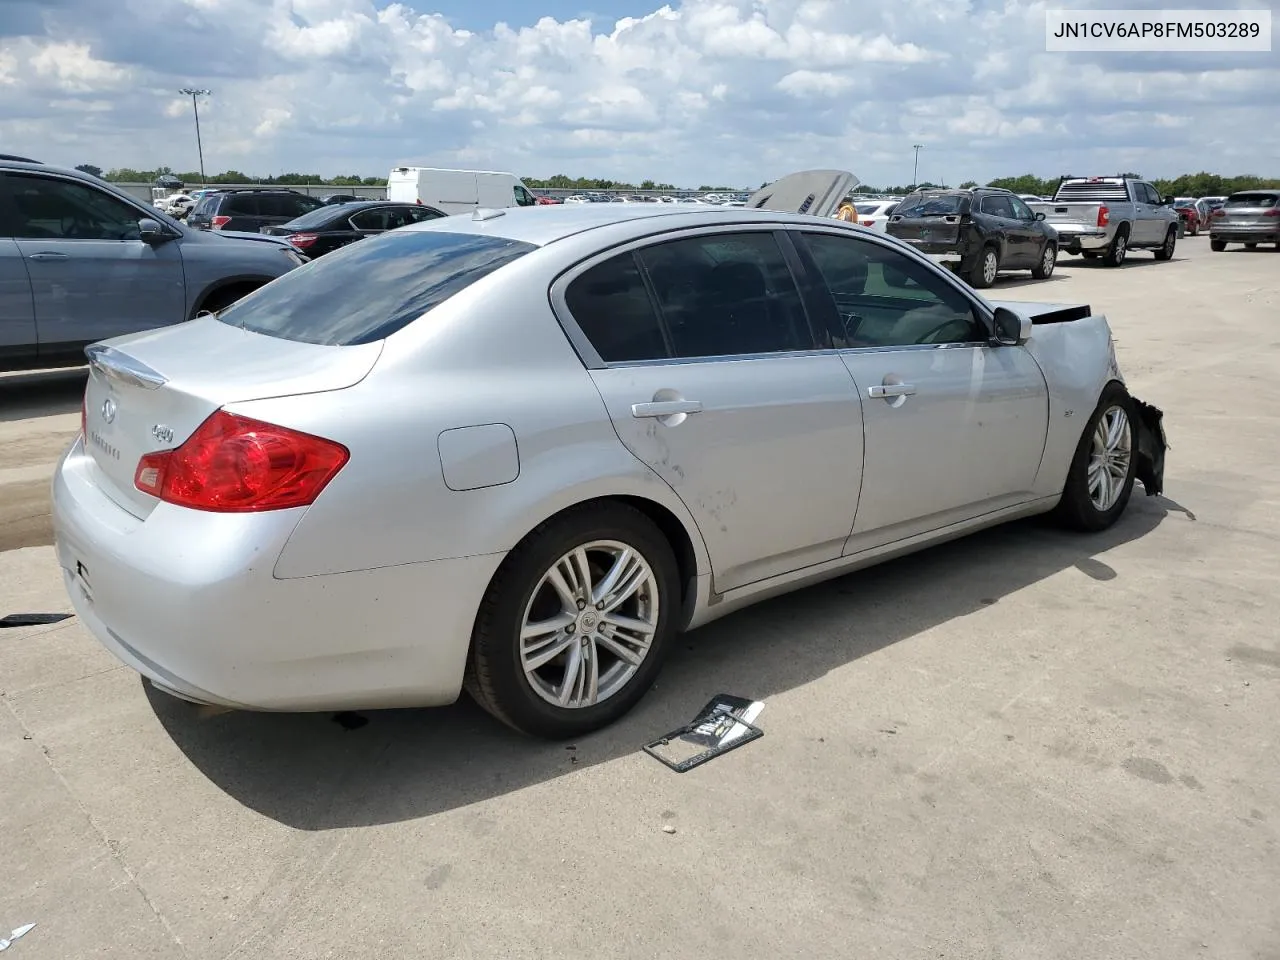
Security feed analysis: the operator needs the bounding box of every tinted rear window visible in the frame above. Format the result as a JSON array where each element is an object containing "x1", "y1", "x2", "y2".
[
  {"x1": 896, "y1": 194, "x2": 966, "y2": 216},
  {"x1": 1225, "y1": 193, "x2": 1278, "y2": 208},
  {"x1": 223, "y1": 194, "x2": 259, "y2": 215},
  {"x1": 217, "y1": 231, "x2": 536, "y2": 345},
  {"x1": 281, "y1": 205, "x2": 348, "y2": 230}
]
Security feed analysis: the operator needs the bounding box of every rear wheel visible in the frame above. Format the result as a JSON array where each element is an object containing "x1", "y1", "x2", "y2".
[
  {"x1": 1102, "y1": 227, "x2": 1128, "y2": 267},
  {"x1": 1210, "y1": 239, "x2": 1226, "y2": 252},
  {"x1": 1154, "y1": 226, "x2": 1177, "y2": 261},
  {"x1": 969, "y1": 246, "x2": 999, "y2": 288},
  {"x1": 192, "y1": 283, "x2": 262, "y2": 319},
  {"x1": 1053, "y1": 383, "x2": 1138, "y2": 532},
  {"x1": 465, "y1": 502, "x2": 680, "y2": 739},
  {"x1": 1031, "y1": 242, "x2": 1057, "y2": 279}
]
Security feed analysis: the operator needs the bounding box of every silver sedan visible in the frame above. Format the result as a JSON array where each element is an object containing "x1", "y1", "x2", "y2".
[{"x1": 52, "y1": 171, "x2": 1167, "y2": 739}]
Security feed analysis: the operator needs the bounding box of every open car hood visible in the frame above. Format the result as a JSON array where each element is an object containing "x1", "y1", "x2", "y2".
[{"x1": 746, "y1": 169, "x2": 860, "y2": 219}]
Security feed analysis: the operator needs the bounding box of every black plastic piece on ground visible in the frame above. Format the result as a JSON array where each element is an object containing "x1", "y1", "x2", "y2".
[{"x1": 0, "y1": 613, "x2": 73, "y2": 628}]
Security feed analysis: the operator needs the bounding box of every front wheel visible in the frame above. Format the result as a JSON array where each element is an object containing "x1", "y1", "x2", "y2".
[
  {"x1": 1031, "y1": 242, "x2": 1057, "y2": 279},
  {"x1": 969, "y1": 246, "x2": 1000, "y2": 288},
  {"x1": 1053, "y1": 383, "x2": 1138, "y2": 532},
  {"x1": 1210, "y1": 239, "x2": 1226, "y2": 252},
  {"x1": 1154, "y1": 227, "x2": 1177, "y2": 261},
  {"x1": 465, "y1": 502, "x2": 680, "y2": 739}
]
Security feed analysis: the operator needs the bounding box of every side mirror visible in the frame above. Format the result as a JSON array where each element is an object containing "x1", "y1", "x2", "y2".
[
  {"x1": 992, "y1": 306, "x2": 1031, "y2": 346},
  {"x1": 1034, "y1": 211, "x2": 1046, "y2": 221},
  {"x1": 138, "y1": 218, "x2": 172, "y2": 245}
]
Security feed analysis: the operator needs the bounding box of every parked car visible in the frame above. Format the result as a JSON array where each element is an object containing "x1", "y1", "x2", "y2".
[
  {"x1": 849, "y1": 200, "x2": 899, "y2": 232},
  {"x1": 260, "y1": 201, "x2": 446, "y2": 257},
  {"x1": 1195, "y1": 197, "x2": 1225, "y2": 227},
  {"x1": 1026, "y1": 177, "x2": 1179, "y2": 266},
  {"x1": 52, "y1": 170, "x2": 1167, "y2": 739},
  {"x1": 535, "y1": 195, "x2": 562, "y2": 205},
  {"x1": 0, "y1": 158, "x2": 306, "y2": 372},
  {"x1": 887, "y1": 187, "x2": 1059, "y2": 287},
  {"x1": 320, "y1": 194, "x2": 363, "y2": 205},
  {"x1": 387, "y1": 166, "x2": 539, "y2": 214},
  {"x1": 1208, "y1": 190, "x2": 1280, "y2": 251},
  {"x1": 1171, "y1": 198, "x2": 1201, "y2": 236},
  {"x1": 187, "y1": 188, "x2": 324, "y2": 232}
]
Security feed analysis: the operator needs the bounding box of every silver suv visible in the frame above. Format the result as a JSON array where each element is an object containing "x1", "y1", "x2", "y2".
[{"x1": 0, "y1": 158, "x2": 306, "y2": 372}]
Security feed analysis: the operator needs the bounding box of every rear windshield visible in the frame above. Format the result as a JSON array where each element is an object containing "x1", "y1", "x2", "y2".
[
  {"x1": 281, "y1": 205, "x2": 348, "y2": 230},
  {"x1": 217, "y1": 231, "x2": 536, "y2": 345},
  {"x1": 1225, "y1": 193, "x2": 1278, "y2": 208},
  {"x1": 854, "y1": 203, "x2": 884, "y2": 214},
  {"x1": 895, "y1": 194, "x2": 965, "y2": 217}
]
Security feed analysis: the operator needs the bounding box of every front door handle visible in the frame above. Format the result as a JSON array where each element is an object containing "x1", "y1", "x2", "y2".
[
  {"x1": 867, "y1": 383, "x2": 916, "y2": 399},
  {"x1": 631, "y1": 399, "x2": 703, "y2": 418},
  {"x1": 27, "y1": 252, "x2": 69, "y2": 261}
]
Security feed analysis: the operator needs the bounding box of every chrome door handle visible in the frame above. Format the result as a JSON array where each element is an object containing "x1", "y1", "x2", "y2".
[
  {"x1": 867, "y1": 383, "x2": 916, "y2": 399},
  {"x1": 631, "y1": 400, "x2": 703, "y2": 418},
  {"x1": 27, "y1": 252, "x2": 69, "y2": 261}
]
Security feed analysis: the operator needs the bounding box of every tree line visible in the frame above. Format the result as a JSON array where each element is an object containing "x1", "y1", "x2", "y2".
[{"x1": 73, "y1": 164, "x2": 1276, "y2": 198}]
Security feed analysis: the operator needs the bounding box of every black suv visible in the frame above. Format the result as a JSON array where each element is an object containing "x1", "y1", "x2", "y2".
[
  {"x1": 188, "y1": 189, "x2": 324, "y2": 232},
  {"x1": 886, "y1": 187, "x2": 1059, "y2": 288}
]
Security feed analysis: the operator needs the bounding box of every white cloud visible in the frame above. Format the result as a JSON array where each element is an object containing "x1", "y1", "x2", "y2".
[{"x1": 0, "y1": 0, "x2": 1274, "y2": 187}]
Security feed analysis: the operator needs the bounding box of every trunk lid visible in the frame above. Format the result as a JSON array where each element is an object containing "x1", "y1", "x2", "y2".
[
  {"x1": 886, "y1": 193, "x2": 968, "y2": 247},
  {"x1": 82, "y1": 318, "x2": 381, "y2": 518},
  {"x1": 746, "y1": 169, "x2": 859, "y2": 219},
  {"x1": 1221, "y1": 192, "x2": 1278, "y2": 224}
]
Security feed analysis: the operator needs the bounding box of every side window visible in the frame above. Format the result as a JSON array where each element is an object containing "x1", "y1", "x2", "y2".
[
  {"x1": 981, "y1": 195, "x2": 1015, "y2": 219},
  {"x1": 1137, "y1": 183, "x2": 1158, "y2": 205},
  {"x1": 402, "y1": 206, "x2": 444, "y2": 224},
  {"x1": 283, "y1": 195, "x2": 321, "y2": 218},
  {"x1": 564, "y1": 252, "x2": 669, "y2": 363},
  {"x1": 798, "y1": 232, "x2": 984, "y2": 349},
  {"x1": 513, "y1": 186, "x2": 537, "y2": 207},
  {"x1": 7, "y1": 175, "x2": 144, "y2": 240},
  {"x1": 350, "y1": 208, "x2": 391, "y2": 231},
  {"x1": 225, "y1": 194, "x2": 260, "y2": 216},
  {"x1": 637, "y1": 232, "x2": 811, "y2": 358},
  {"x1": 1008, "y1": 197, "x2": 1034, "y2": 221}
]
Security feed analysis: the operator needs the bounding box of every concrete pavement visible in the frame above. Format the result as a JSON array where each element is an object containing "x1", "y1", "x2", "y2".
[{"x1": 1, "y1": 236, "x2": 1277, "y2": 959}]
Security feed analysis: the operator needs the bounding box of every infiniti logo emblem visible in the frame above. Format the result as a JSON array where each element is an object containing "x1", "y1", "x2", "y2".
[{"x1": 100, "y1": 398, "x2": 117, "y2": 424}]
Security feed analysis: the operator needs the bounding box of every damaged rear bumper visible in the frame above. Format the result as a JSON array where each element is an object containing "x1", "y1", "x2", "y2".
[{"x1": 1132, "y1": 398, "x2": 1167, "y2": 497}]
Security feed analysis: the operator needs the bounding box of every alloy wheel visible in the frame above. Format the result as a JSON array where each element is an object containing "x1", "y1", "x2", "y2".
[
  {"x1": 1041, "y1": 245, "x2": 1055, "y2": 277},
  {"x1": 519, "y1": 540, "x2": 660, "y2": 709},
  {"x1": 982, "y1": 250, "x2": 998, "y2": 285},
  {"x1": 1087, "y1": 406, "x2": 1132, "y2": 511}
]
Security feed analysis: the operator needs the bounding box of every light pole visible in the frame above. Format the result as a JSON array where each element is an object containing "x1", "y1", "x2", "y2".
[
  {"x1": 912, "y1": 144, "x2": 923, "y2": 189},
  {"x1": 179, "y1": 88, "x2": 210, "y2": 185}
]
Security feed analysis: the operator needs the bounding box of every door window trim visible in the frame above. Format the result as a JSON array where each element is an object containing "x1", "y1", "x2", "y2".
[{"x1": 549, "y1": 223, "x2": 825, "y2": 370}]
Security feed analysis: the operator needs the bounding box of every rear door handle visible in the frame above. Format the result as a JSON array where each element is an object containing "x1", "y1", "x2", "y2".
[
  {"x1": 867, "y1": 383, "x2": 916, "y2": 399},
  {"x1": 631, "y1": 400, "x2": 703, "y2": 418},
  {"x1": 27, "y1": 252, "x2": 69, "y2": 261}
]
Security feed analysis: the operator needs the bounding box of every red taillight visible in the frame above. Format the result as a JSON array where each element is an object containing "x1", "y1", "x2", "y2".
[
  {"x1": 1262, "y1": 208, "x2": 1280, "y2": 218},
  {"x1": 860, "y1": 219, "x2": 875, "y2": 227},
  {"x1": 134, "y1": 410, "x2": 349, "y2": 512},
  {"x1": 1096, "y1": 205, "x2": 1110, "y2": 227},
  {"x1": 211, "y1": 215, "x2": 232, "y2": 229},
  {"x1": 287, "y1": 233, "x2": 318, "y2": 249},
  {"x1": 1211, "y1": 208, "x2": 1225, "y2": 218}
]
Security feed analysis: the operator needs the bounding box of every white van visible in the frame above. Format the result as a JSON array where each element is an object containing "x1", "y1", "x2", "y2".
[{"x1": 386, "y1": 166, "x2": 540, "y2": 215}]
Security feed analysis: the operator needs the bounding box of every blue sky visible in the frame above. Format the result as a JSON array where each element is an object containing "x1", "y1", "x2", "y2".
[{"x1": 1, "y1": 0, "x2": 1275, "y2": 187}]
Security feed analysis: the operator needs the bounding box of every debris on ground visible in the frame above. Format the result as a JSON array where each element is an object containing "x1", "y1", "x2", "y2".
[
  {"x1": 0, "y1": 613, "x2": 72, "y2": 628},
  {"x1": 662, "y1": 824, "x2": 677, "y2": 834},
  {"x1": 0, "y1": 923, "x2": 35, "y2": 952},
  {"x1": 643, "y1": 694, "x2": 765, "y2": 773}
]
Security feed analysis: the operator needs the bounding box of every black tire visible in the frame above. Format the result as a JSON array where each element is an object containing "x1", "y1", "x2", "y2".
[
  {"x1": 1102, "y1": 226, "x2": 1129, "y2": 267},
  {"x1": 1053, "y1": 382, "x2": 1139, "y2": 532},
  {"x1": 1210, "y1": 239, "x2": 1226, "y2": 252},
  {"x1": 192, "y1": 284, "x2": 260, "y2": 319},
  {"x1": 1031, "y1": 241, "x2": 1057, "y2": 279},
  {"x1": 1189, "y1": 223, "x2": 1198, "y2": 236},
  {"x1": 465, "y1": 502, "x2": 681, "y2": 739},
  {"x1": 969, "y1": 245, "x2": 999, "y2": 288},
  {"x1": 1153, "y1": 226, "x2": 1176, "y2": 261}
]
